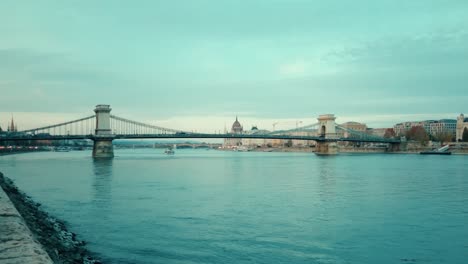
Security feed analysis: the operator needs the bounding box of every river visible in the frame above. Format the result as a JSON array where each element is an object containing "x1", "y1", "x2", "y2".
[{"x1": 0, "y1": 149, "x2": 467, "y2": 264}]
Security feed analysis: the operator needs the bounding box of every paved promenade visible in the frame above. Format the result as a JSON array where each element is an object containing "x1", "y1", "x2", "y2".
[{"x1": 0, "y1": 184, "x2": 53, "y2": 264}]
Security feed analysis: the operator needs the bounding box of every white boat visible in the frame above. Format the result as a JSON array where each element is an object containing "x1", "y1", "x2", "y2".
[
  {"x1": 55, "y1": 147, "x2": 71, "y2": 152},
  {"x1": 164, "y1": 144, "x2": 176, "y2": 155},
  {"x1": 164, "y1": 149, "x2": 175, "y2": 155},
  {"x1": 234, "y1": 146, "x2": 251, "y2": 152}
]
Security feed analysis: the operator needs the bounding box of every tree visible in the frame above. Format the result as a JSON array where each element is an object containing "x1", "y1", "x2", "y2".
[
  {"x1": 463, "y1": 128, "x2": 468, "y2": 142},
  {"x1": 433, "y1": 131, "x2": 454, "y2": 143},
  {"x1": 406, "y1": 126, "x2": 429, "y2": 144},
  {"x1": 285, "y1": 139, "x2": 293, "y2": 147},
  {"x1": 383, "y1": 128, "x2": 396, "y2": 138}
]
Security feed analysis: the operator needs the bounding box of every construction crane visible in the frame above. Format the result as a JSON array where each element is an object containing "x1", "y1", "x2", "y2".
[
  {"x1": 272, "y1": 120, "x2": 303, "y2": 131},
  {"x1": 272, "y1": 122, "x2": 279, "y2": 131}
]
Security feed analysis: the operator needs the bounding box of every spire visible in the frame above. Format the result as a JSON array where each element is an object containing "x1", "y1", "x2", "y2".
[
  {"x1": 236, "y1": 116, "x2": 238, "y2": 122},
  {"x1": 8, "y1": 115, "x2": 16, "y2": 132}
]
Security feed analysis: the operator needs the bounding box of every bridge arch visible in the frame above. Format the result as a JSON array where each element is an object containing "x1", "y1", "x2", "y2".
[
  {"x1": 320, "y1": 125, "x2": 326, "y2": 137},
  {"x1": 317, "y1": 114, "x2": 337, "y2": 139},
  {"x1": 316, "y1": 114, "x2": 338, "y2": 155}
]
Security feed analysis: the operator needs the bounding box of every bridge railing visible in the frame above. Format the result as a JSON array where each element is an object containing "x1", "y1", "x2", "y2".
[
  {"x1": 8, "y1": 111, "x2": 400, "y2": 144},
  {"x1": 109, "y1": 115, "x2": 190, "y2": 135},
  {"x1": 19, "y1": 115, "x2": 96, "y2": 136},
  {"x1": 13, "y1": 114, "x2": 192, "y2": 138},
  {"x1": 266, "y1": 122, "x2": 319, "y2": 136}
]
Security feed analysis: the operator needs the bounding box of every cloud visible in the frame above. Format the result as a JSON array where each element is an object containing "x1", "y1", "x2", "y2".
[
  {"x1": 322, "y1": 28, "x2": 468, "y2": 71},
  {"x1": 0, "y1": 48, "x2": 133, "y2": 112},
  {"x1": 1, "y1": 1, "x2": 468, "y2": 129}
]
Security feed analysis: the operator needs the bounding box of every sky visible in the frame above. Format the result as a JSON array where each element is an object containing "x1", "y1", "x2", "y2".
[{"x1": 1, "y1": 0, "x2": 467, "y2": 132}]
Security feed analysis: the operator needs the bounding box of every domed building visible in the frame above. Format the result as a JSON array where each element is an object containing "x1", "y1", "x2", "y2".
[
  {"x1": 224, "y1": 116, "x2": 243, "y2": 147},
  {"x1": 242, "y1": 125, "x2": 271, "y2": 147},
  {"x1": 231, "y1": 117, "x2": 243, "y2": 134}
]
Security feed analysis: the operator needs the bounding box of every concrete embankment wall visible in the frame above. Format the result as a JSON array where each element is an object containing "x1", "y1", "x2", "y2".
[
  {"x1": 338, "y1": 147, "x2": 388, "y2": 153},
  {"x1": 0, "y1": 173, "x2": 53, "y2": 264}
]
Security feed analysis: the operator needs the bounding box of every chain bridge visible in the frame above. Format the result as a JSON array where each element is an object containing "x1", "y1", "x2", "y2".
[{"x1": 1, "y1": 105, "x2": 401, "y2": 157}]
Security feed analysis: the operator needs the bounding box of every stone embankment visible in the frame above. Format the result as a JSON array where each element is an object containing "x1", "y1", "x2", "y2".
[
  {"x1": 0, "y1": 173, "x2": 101, "y2": 264},
  {"x1": 0, "y1": 177, "x2": 52, "y2": 263}
]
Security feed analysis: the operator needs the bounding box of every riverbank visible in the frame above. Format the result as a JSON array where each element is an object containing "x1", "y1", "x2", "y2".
[
  {"x1": 223, "y1": 145, "x2": 468, "y2": 154},
  {"x1": 0, "y1": 149, "x2": 45, "y2": 156},
  {"x1": 0, "y1": 172, "x2": 101, "y2": 264}
]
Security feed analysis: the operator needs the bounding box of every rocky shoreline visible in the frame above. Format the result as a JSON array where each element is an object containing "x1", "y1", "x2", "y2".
[{"x1": 0, "y1": 172, "x2": 102, "y2": 264}]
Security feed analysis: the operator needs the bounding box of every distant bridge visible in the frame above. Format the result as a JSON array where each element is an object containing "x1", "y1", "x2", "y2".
[{"x1": 1, "y1": 105, "x2": 400, "y2": 157}]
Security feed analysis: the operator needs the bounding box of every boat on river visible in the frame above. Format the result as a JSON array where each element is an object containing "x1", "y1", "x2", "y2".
[
  {"x1": 55, "y1": 147, "x2": 71, "y2": 152},
  {"x1": 420, "y1": 145, "x2": 451, "y2": 155},
  {"x1": 164, "y1": 145, "x2": 175, "y2": 155}
]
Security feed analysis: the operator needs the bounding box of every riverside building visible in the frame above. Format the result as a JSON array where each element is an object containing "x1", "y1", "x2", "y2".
[
  {"x1": 241, "y1": 126, "x2": 269, "y2": 147},
  {"x1": 456, "y1": 114, "x2": 468, "y2": 141},
  {"x1": 394, "y1": 118, "x2": 457, "y2": 138},
  {"x1": 337, "y1": 121, "x2": 368, "y2": 138}
]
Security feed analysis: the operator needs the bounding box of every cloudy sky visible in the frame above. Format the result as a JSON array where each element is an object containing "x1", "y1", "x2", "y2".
[{"x1": 1, "y1": 0, "x2": 467, "y2": 132}]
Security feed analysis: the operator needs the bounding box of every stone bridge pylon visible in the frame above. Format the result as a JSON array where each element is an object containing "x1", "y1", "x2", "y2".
[
  {"x1": 92, "y1": 105, "x2": 114, "y2": 158},
  {"x1": 316, "y1": 114, "x2": 338, "y2": 155}
]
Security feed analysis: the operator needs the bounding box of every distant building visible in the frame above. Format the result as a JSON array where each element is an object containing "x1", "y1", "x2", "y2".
[
  {"x1": 288, "y1": 130, "x2": 316, "y2": 147},
  {"x1": 368, "y1": 128, "x2": 391, "y2": 138},
  {"x1": 429, "y1": 119, "x2": 456, "y2": 138},
  {"x1": 337, "y1": 121, "x2": 367, "y2": 138},
  {"x1": 394, "y1": 119, "x2": 457, "y2": 139},
  {"x1": 223, "y1": 116, "x2": 243, "y2": 147},
  {"x1": 242, "y1": 126, "x2": 270, "y2": 147},
  {"x1": 456, "y1": 114, "x2": 468, "y2": 141},
  {"x1": 341, "y1": 121, "x2": 368, "y2": 132},
  {"x1": 394, "y1": 121, "x2": 426, "y2": 136},
  {"x1": 240, "y1": 126, "x2": 313, "y2": 148}
]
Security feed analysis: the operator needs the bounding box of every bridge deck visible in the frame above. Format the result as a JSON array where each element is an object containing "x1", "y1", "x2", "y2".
[{"x1": 0, "y1": 133, "x2": 400, "y2": 143}]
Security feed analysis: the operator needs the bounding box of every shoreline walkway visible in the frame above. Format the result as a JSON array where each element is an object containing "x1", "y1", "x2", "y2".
[{"x1": 0, "y1": 178, "x2": 53, "y2": 264}]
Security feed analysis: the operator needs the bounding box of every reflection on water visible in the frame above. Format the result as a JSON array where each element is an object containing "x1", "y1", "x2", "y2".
[
  {"x1": 318, "y1": 156, "x2": 337, "y2": 197},
  {"x1": 92, "y1": 158, "x2": 113, "y2": 213},
  {"x1": 93, "y1": 158, "x2": 113, "y2": 177}
]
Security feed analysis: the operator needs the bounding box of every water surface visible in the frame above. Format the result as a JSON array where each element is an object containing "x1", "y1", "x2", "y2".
[{"x1": 1, "y1": 149, "x2": 467, "y2": 264}]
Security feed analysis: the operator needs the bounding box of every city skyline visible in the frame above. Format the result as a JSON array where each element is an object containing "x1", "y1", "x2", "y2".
[
  {"x1": 1, "y1": 1, "x2": 468, "y2": 132},
  {"x1": 0, "y1": 111, "x2": 463, "y2": 134}
]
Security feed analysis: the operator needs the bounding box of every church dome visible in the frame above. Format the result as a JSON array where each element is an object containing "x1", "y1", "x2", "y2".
[{"x1": 231, "y1": 116, "x2": 243, "y2": 133}]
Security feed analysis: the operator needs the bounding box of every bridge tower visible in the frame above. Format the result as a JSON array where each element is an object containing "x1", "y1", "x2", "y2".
[
  {"x1": 92, "y1": 104, "x2": 114, "y2": 158},
  {"x1": 316, "y1": 114, "x2": 338, "y2": 155}
]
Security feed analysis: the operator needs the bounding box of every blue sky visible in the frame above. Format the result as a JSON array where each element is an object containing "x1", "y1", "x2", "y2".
[{"x1": 1, "y1": 0, "x2": 467, "y2": 132}]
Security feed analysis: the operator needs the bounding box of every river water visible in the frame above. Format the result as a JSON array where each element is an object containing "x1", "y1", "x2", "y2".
[{"x1": 0, "y1": 149, "x2": 467, "y2": 264}]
